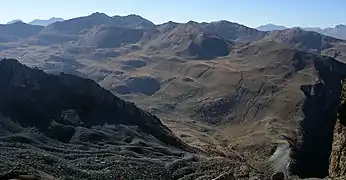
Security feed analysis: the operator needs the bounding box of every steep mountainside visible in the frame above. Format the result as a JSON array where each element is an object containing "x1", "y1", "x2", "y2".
[{"x1": 0, "y1": 58, "x2": 187, "y2": 149}]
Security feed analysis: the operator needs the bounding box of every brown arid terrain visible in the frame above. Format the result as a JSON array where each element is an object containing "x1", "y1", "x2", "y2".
[{"x1": 1, "y1": 13, "x2": 346, "y2": 179}]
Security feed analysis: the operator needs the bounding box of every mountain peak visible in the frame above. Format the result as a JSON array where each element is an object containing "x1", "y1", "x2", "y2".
[
  {"x1": 6, "y1": 19, "x2": 23, "y2": 24},
  {"x1": 113, "y1": 14, "x2": 155, "y2": 28},
  {"x1": 90, "y1": 12, "x2": 109, "y2": 18},
  {"x1": 257, "y1": 23, "x2": 288, "y2": 31},
  {"x1": 335, "y1": 24, "x2": 346, "y2": 29},
  {"x1": 29, "y1": 17, "x2": 64, "y2": 26},
  {"x1": 49, "y1": 17, "x2": 64, "y2": 21}
]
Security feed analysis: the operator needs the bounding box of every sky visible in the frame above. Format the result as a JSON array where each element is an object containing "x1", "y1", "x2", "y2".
[{"x1": 1, "y1": 0, "x2": 345, "y2": 28}]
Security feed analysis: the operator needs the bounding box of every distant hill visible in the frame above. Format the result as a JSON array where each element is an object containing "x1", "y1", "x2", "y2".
[
  {"x1": 257, "y1": 23, "x2": 346, "y2": 40},
  {"x1": 202, "y1": 20, "x2": 265, "y2": 42},
  {"x1": 6, "y1": 19, "x2": 24, "y2": 24},
  {"x1": 303, "y1": 24, "x2": 346, "y2": 40},
  {"x1": 29, "y1": 17, "x2": 64, "y2": 26},
  {"x1": 263, "y1": 27, "x2": 345, "y2": 53},
  {"x1": 0, "y1": 22, "x2": 43, "y2": 42},
  {"x1": 257, "y1": 23, "x2": 288, "y2": 31},
  {"x1": 113, "y1": 14, "x2": 155, "y2": 28},
  {"x1": 41, "y1": 13, "x2": 154, "y2": 35},
  {"x1": 81, "y1": 25, "x2": 152, "y2": 48},
  {"x1": 146, "y1": 21, "x2": 232, "y2": 59}
]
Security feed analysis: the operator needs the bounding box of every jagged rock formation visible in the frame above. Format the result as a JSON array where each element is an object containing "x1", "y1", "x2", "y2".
[
  {"x1": 289, "y1": 56, "x2": 346, "y2": 178},
  {"x1": 329, "y1": 82, "x2": 346, "y2": 178}
]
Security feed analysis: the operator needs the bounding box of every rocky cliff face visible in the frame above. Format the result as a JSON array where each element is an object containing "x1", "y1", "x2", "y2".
[
  {"x1": 329, "y1": 82, "x2": 346, "y2": 178},
  {"x1": 289, "y1": 56, "x2": 346, "y2": 178}
]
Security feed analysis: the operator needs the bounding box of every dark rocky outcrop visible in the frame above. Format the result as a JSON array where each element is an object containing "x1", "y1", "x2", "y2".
[
  {"x1": 289, "y1": 56, "x2": 346, "y2": 178},
  {"x1": 271, "y1": 172, "x2": 285, "y2": 180},
  {"x1": 121, "y1": 59, "x2": 147, "y2": 68},
  {"x1": 195, "y1": 96, "x2": 235, "y2": 124},
  {"x1": 113, "y1": 76, "x2": 161, "y2": 95},
  {"x1": 0, "y1": 58, "x2": 187, "y2": 150},
  {"x1": 329, "y1": 82, "x2": 346, "y2": 178},
  {"x1": 187, "y1": 34, "x2": 230, "y2": 59}
]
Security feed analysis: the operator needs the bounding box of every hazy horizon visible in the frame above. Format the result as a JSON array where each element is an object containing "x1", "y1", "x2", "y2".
[{"x1": 1, "y1": 0, "x2": 346, "y2": 28}]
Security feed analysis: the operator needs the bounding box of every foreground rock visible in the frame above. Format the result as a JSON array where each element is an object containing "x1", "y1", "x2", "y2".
[{"x1": 329, "y1": 82, "x2": 346, "y2": 178}]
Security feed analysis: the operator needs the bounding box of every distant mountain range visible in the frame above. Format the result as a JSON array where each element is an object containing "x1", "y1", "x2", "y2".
[
  {"x1": 6, "y1": 19, "x2": 23, "y2": 24},
  {"x1": 257, "y1": 23, "x2": 287, "y2": 31},
  {"x1": 6, "y1": 17, "x2": 64, "y2": 26},
  {"x1": 257, "y1": 23, "x2": 346, "y2": 40},
  {"x1": 29, "y1": 17, "x2": 65, "y2": 26},
  {"x1": 5, "y1": 17, "x2": 346, "y2": 40}
]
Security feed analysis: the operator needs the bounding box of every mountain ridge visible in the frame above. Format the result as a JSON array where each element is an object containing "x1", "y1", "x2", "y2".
[
  {"x1": 257, "y1": 23, "x2": 346, "y2": 40},
  {"x1": 29, "y1": 17, "x2": 65, "y2": 26}
]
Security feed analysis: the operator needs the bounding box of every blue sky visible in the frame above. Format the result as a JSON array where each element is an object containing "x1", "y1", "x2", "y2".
[{"x1": 1, "y1": 0, "x2": 345, "y2": 28}]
